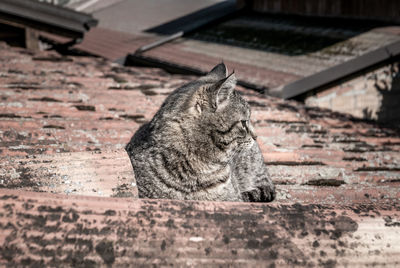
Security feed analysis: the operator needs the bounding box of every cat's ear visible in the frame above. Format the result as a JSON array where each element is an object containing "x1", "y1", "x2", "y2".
[
  {"x1": 204, "y1": 63, "x2": 228, "y2": 81},
  {"x1": 210, "y1": 72, "x2": 237, "y2": 110}
]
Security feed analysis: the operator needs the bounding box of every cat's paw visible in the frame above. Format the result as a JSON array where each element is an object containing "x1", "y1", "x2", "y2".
[{"x1": 241, "y1": 185, "x2": 276, "y2": 203}]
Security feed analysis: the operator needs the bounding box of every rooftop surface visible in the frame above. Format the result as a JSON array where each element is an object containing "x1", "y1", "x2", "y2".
[
  {"x1": 1, "y1": 188, "x2": 399, "y2": 266},
  {"x1": 43, "y1": 9, "x2": 400, "y2": 96},
  {"x1": 1, "y1": 41, "x2": 399, "y2": 202},
  {"x1": 0, "y1": 42, "x2": 399, "y2": 265},
  {"x1": 90, "y1": 0, "x2": 228, "y2": 35},
  {"x1": 138, "y1": 12, "x2": 400, "y2": 93},
  {"x1": 1, "y1": 41, "x2": 399, "y2": 201}
]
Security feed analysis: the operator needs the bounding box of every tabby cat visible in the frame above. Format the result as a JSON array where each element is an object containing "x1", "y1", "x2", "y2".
[{"x1": 126, "y1": 63, "x2": 275, "y2": 202}]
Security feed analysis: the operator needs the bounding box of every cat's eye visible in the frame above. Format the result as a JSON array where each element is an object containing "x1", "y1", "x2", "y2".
[{"x1": 241, "y1": 120, "x2": 248, "y2": 129}]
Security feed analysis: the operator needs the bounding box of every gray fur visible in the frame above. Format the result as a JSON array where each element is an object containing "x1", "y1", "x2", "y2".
[{"x1": 126, "y1": 63, "x2": 275, "y2": 202}]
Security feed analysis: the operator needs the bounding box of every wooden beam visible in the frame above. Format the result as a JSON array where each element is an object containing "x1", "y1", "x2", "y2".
[
  {"x1": 24, "y1": 27, "x2": 39, "y2": 51},
  {"x1": 0, "y1": 0, "x2": 97, "y2": 39}
]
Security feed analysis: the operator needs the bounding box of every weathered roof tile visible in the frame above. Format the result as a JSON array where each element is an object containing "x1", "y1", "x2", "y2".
[
  {"x1": 0, "y1": 189, "x2": 399, "y2": 266},
  {"x1": 1, "y1": 41, "x2": 399, "y2": 205},
  {"x1": 0, "y1": 38, "x2": 399, "y2": 265}
]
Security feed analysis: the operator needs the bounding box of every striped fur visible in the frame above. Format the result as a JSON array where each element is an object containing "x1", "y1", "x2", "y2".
[{"x1": 126, "y1": 63, "x2": 275, "y2": 202}]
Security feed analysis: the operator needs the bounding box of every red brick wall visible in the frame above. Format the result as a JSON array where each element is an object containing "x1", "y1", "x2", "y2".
[{"x1": 242, "y1": 0, "x2": 400, "y2": 23}]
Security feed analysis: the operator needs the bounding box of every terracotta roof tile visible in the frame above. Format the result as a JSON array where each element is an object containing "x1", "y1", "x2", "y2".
[
  {"x1": 0, "y1": 149, "x2": 137, "y2": 197},
  {"x1": 0, "y1": 41, "x2": 399, "y2": 265},
  {"x1": 0, "y1": 188, "x2": 399, "y2": 266},
  {"x1": 1, "y1": 42, "x2": 399, "y2": 204},
  {"x1": 42, "y1": 27, "x2": 157, "y2": 61}
]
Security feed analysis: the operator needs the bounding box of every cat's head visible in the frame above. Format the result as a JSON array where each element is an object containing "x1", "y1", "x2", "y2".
[
  {"x1": 154, "y1": 63, "x2": 257, "y2": 158},
  {"x1": 179, "y1": 63, "x2": 257, "y2": 156}
]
